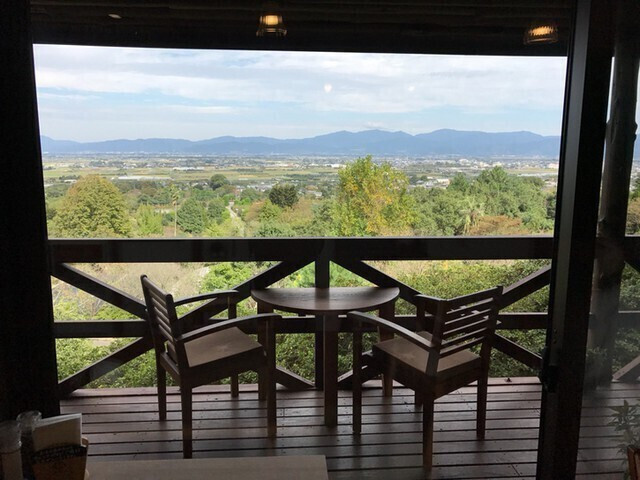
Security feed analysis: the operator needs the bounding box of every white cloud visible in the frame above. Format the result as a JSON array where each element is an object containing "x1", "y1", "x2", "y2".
[{"x1": 33, "y1": 45, "x2": 568, "y2": 140}]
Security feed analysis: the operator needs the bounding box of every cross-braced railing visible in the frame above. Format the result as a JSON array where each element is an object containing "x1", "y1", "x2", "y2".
[{"x1": 49, "y1": 236, "x2": 554, "y2": 397}]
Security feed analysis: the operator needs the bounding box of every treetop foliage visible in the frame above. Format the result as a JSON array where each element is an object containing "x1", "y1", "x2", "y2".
[
  {"x1": 50, "y1": 175, "x2": 131, "y2": 238},
  {"x1": 269, "y1": 183, "x2": 299, "y2": 209},
  {"x1": 334, "y1": 155, "x2": 415, "y2": 236}
]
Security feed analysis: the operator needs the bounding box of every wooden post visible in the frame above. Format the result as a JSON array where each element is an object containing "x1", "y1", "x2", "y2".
[
  {"x1": 314, "y1": 248, "x2": 330, "y2": 388},
  {"x1": 588, "y1": 0, "x2": 640, "y2": 384},
  {"x1": 0, "y1": 0, "x2": 60, "y2": 417},
  {"x1": 536, "y1": 0, "x2": 613, "y2": 478}
]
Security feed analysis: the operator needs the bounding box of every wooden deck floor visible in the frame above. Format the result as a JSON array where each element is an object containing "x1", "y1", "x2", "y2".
[{"x1": 62, "y1": 378, "x2": 638, "y2": 479}]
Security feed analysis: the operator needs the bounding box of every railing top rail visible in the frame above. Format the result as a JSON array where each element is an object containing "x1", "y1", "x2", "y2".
[{"x1": 48, "y1": 236, "x2": 554, "y2": 264}]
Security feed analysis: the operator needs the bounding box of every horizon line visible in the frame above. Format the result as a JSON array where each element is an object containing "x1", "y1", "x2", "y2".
[{"x1": 41, "y1": 127, "x2": 561, "y2": 143}]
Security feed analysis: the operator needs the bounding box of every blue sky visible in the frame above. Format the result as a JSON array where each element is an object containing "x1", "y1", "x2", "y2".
[{"x1": 33, "y1": 45, "x2": 570, "y2": 142}]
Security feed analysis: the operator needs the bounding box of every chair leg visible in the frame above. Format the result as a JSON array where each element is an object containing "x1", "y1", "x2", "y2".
[
  {"x1": 383, "y1": 364, "x2": 394, "y2": 397},
  {"x1": 266, "y1": 365, "x2": 277, "y2": 437},
  {"x1": 352, "y1": 325, "x2": 363, "y2": 434},
  {"x1": 476, "y1": 376, "x2": 488, "y2": 439},
  {"x1": 353, "y1": 368, "x2": 362, "y2": 434},
  {"x1": 258, "y1": 366, "x2": 267, "y2": 401},
  {"x1": 180, "y1": 386, "x2": 193, "y2": 459},
  {"x1": 422, "y1": 391, "x2": 435, "y2": 470},
  {"x1": 156, "y1": 363, "x2": 167, "y2": 421},
  {"x1": 414, "y1": 391, "x2": 423, "y2": 408},
  {"x1": 231, "y1": 374, "x2": 239, "y2": 398}
]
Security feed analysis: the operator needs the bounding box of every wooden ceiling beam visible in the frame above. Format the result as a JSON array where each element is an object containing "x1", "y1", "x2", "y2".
[
  {"x1": 30, "y1": 0, "x2": 571, "y2": 56},
  {"x1": 32, "y1": 0, "x2": 571, "y2": 7},
  {"x1": 31, "y1": 20, "x2": 567, "y2": 56},
  {"x1": 33, "y1": 8, "x2": 571, "y2": 30}
]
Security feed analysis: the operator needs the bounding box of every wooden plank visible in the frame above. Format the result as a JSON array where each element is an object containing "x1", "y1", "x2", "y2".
[
  {"x1": 54, "y1": 320, "x2": 148, "y2": 338},
  {"x1": 58, "y1": 337, "x2": 152, "y2": 397},
  {"x1": 497, "y1": 313, "x2": 548, "y2": 330},
  {"x1": 493, "y1": 335, "x2": 542, "y2": 370},
  {"x1": 500, "y1": 265, "x2": 551, "y2": 309},
  {"x1": 48, "y1": 237, "x2": 554, "y2": 264},
  {"x1": 88, "y1": 456, "x2": 329, "y2": 480},
  {"x1": 616, "y1": 311, "x2": 640, "y2": 328},
  {"x1": 275, "y1": 367, "x2": 315, "y2": 390},
  {"x1": 613, "y1": 354, "x2": 640, "y2": 382},
  {"x1": 52, "y1": 263, "x2": 146, "y2": 318},
  {"x1": 58, "y1": 381, "x2": 638, "y2": 480}
]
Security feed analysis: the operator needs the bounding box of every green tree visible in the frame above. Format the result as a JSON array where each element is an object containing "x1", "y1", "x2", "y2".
[
  {"x1": 209, "y1": 174, "x2": 230, "y2": 191},
  {"x1": 259, "y1": 200, "x2": 282, "y2": 221},
  {"x1": 334, "y1": 155, "x2": 415, "y2": 236},
  {"x1": 50, "y1": 175, "x2": 131, "y2": 238},
  {"x1": 207, "y1": 198, "x2": 228, "y2": 225},
  {"x1": 200, "y1": 262, "x2": 255, "y2": 291},
  {"x1": 269, "y1": 184, "x2": 299, "y2": 209},
  {"x1": 136, "y1": 204, "x2": 163, "y2": 236},
  {"x1": 177, "y1": 197, "x2": 206, "y2": 234}
]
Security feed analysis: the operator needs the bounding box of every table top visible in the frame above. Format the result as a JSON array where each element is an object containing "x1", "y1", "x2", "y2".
[
  {"x1": 88, "y1": 455, "x2": 328, "y2": 480},
  {"x1": 251, "y1": 286, "x2": 399, "y2": 315}
]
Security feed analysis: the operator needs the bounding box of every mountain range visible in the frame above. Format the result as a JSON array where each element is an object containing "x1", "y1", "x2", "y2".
[{"x1": 40, "y1": 129, "x2": 565, "y2": 157}]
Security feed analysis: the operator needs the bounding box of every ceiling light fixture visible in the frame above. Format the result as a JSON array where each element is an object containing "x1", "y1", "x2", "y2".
[
  {"x1": 256, "y1": 2, "x2": 286, "y2": 37},
  {"x1": 524, "y1": 20, "x2": 559, "y2": 45},
  {"x1": 108, "y1": 13, "x2": 122, "y2": 19}
]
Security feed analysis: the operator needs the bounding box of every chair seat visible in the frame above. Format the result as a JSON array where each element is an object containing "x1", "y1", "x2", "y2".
[
  {"x1": 185, "y1": 327, "x2": 262, "y2": 367},
  {"x1": 373, "y1": 331, "x2": 481, "y2": 381}
]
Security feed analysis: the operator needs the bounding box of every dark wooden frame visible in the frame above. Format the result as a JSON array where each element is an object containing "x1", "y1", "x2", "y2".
[
  {"x1": 0, "y1": 0, "x2": 59, "y2": 418},
  {"x1": 536, "y1": 0, "x2": 614, "y2": 477}
]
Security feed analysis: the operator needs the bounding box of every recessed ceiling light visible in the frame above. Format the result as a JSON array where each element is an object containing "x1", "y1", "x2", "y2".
[
  {"x1": 256, "y1": 2, "x2": 286, "y2": 37},
  {"x1": 108, "y1": 13, "x2": 122, "y2": 19},
  {"x1": 524, "y1": 20, "x2": 558, "y2": 45}
]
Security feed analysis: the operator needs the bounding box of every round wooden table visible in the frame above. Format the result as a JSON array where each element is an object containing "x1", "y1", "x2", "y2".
[{"x1": 251, "y1": 287, "x2": 400, "y2": 427}]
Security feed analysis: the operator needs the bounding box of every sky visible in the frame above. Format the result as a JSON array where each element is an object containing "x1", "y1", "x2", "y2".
[{"x1": 33, "y1": 45, "x2": 570, "y2": 142}]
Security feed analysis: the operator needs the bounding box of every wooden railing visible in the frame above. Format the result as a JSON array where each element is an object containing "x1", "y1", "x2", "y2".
[{"x1": 49, "y1": 236, "x2": 555, "y2": 397}]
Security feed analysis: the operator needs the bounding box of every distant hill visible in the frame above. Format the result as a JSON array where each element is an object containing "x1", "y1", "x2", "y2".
[{"x1": 40, "y1": 129, "x2": 565, "y2": 157}]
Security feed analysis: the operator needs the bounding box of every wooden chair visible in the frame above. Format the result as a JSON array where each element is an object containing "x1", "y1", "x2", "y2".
[
  {"x1": 140, "y1": 275, "x2": 278, "y2": 458},
  {"x1": 350, "y1": 286, "x2": 503, "y2": 470}
]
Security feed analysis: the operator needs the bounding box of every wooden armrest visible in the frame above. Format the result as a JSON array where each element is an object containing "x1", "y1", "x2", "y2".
[
  {"x1": 347, "y1": 311, "x2": 436, "y2": 352},
  {"x1": 414, "y1": 294, "x2": 441, "y2": 314},
  {"x1": 177, "y1": 313, "x2": 280, "y2": 343},
  {"x1": 174, "y1": 289, "x2": 238, "y2": 307}
]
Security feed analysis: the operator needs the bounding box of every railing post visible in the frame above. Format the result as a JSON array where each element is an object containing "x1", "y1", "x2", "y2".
[{"x1": 314, "y1": 246, "x2": 331, "y2": 389}]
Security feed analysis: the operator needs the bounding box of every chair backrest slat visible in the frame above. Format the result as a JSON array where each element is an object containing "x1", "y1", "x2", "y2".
[
  {"x1": 441, "y1": 327, "x2": 489, "y2": 351},
  {"x1": 442, "y1": 308, "x2": 492, "y2": 338},
  {"x1": 447, "y1": 288, "x2": 500, "y2": 310},
  {"x1": 443, "y1": 318, "x2": 489, "y2": 341},
  {"x1": 441, "y1": 337, "x2": 484, "y2": 358},
  {"x1": 141, "y1": 275, "x2": 181, "y2": 364},
  {"x1": 445, "y1": 299, "x2": 492, "y2": 321}
]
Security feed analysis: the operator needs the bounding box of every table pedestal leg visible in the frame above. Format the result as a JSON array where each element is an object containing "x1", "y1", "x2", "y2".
[
  {"x1": 323, "y1": 313, "x2": 339, "y2": 427},
  {"x1": 314, "y1": 317, "x2": 324, "y2": 389},
  {"x1": 379, "y1": 301, "x2": 395, "y2": 397},
  {"x1": 257, "y1": 301, "x2": 274, "y2": 401}
]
